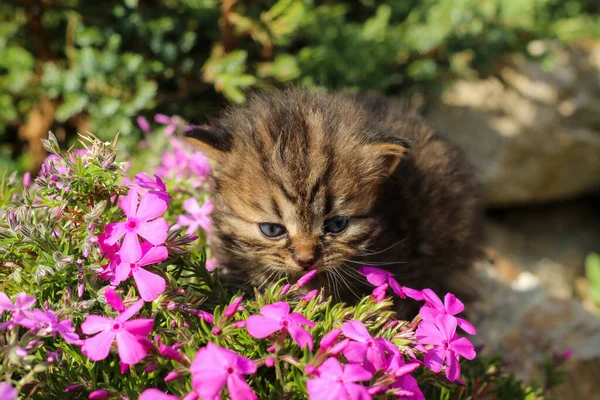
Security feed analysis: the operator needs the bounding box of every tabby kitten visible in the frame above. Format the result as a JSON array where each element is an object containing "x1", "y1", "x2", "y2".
[{"x1": 185, "y1": 88, "x2": 483, "y2": 312}]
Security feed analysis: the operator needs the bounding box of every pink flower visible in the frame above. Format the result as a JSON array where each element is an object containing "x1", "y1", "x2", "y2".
[
  {"x1": 341, "y1": 320, "x2": 396, "y2": 372},
  {"x1": 112, "y1": 243, "x2": 168, "y2": 302},
  {"x1": 0, "y1": 292, "x2": 37, "y2": 328},
  {"x1": 0, "y1": 382, "x2": 17, "y2": 400},
  {"x1": 137, "y1": 116, "x2": 151, "y2": 133},
  {"x1": 133, "y1": 173, "x2": 169, "y2": 200},
  {"x1": 359, "y1": 266, "x2": 423, "y2": 300},
  {"x1": 176, "y1": 198, "x2": 213, "y2": 235},
  {"x1": 80, "y1": 299, "x2": 153, "y2": 365},
  {"x1": 419, "y1": 289, "x2": 477, "y2": 335},
  {"x1": 299, "y1": 289, "x2": 318, "y2": 302},
  {"x1": 307, "y1": 357, "x2": 373, "y2": 400},
  {"x1": 26, "y1": 309, "x2": 80, "y2": 344},
  {"x1": 371, "y1": 284, "x2": 388, "y2": 303},
  {"x1": 190, "y1": 342, "x2": 257, "y2": 400},
  {"x1": 104, "y1": 287, "x2": 126, "y2": 312},
  {"x1": 104, "y1": 189, "x2": 169, "y2": 261},
  {"x1": 416, "y1": 314, "x2": 476, "y2": 382},
  {"x1": 385, "y1": 355, "x2": 424, "y2": 400},
  {"x1": 188, "y1": 152, "x2": 211, "y2": 178},
  {"x1": 246, "y1": 302, "x2": 316, "y2": 350},
  {"x1": 155, "y1": 114, "x2": 180, "y2": 136},
  {"x1": 139, "y1": 389, "x2": 179, "y2": 400}
]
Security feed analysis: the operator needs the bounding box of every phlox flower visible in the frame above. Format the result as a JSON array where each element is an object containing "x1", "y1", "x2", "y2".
[
  {"x1": 190, "y1": 342, "x2": 257, "y2": 400},
  {"x1": 112, "y1": 242, "x2": 168, "y2": 302},
  {"x1": 0, "y1": 382, "x2": 17, "y2": 400},
  {"x1": 223, "y1": 296, "x2": 243, "y2": 318},
  {"x1": 175, "y1": 198, "x2": 213, "y2": 235},
  {"x1": 0, "y1": 292, "x2": 37, "y2": 328},
  {"x1": 155, "y1": 114, "x2": 183, "y2": 136},
  {"x1": 25, "y1": 309, "x2": 80, "y2": 344},
  {"x1": 416, "y1": 314, "x2": 476, "y2": 382},
  {"x1": 80, "y1": 298, "x2": 153, "y2": 365},
  {"x1": 419, "y1": 289, "x2": 477, "y2": 335},
  {"x1": 307, "y1": 357, "x2": 373, "y2": 400},
  {"x1": 385, "y1": 355, "x2": 424, "y2": 400},
  {"x1": 133, "y1": 173, "x2": 170, "y2": 200},
  {"x1": 342, "y1": 320, "x2": 397, "y2": 372},
  {"x1": 359, "y1": 266, "x2": 423, "y2": 300},
  {"x1": 246, "y1": 302, "x2": 316, "y2": 350},
  {"x1": 104, "y1": 189, "x2": 169, "y2": 261}
]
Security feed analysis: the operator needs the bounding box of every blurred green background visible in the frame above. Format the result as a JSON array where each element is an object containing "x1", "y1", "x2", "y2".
[{"x1": 2, "y1": 0, "x2": 599, "y2": 173}]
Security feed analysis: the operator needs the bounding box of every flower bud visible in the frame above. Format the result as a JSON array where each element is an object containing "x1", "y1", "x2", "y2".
[
  {"x1": 89, "y1": 389, "x2": 109, "y2": 399},
  {"x1": 305, "y1": 364, "x2": 317, "y2": 375},
  {"x1": 296, "y1": 270, "x2": 317, "y2": 288},
  {"x1": 223, "y1": 296, "x2": 243, "y2": 318},
  {"x1": 212, "y1": 327, "x2": 222, "y2": 336},
  {"x1": 165, "y1": 371, "x2": 181, "y2": 382},
  {"x1": 265, "y1": 357, "x2": 275, "y2": 367},
  {"x1": 280, "y1": 284, "x2": 291, "y2": 295}
]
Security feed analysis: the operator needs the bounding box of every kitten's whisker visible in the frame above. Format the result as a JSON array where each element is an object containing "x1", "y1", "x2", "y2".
[
  {"x1": 342, "y1": 258, "x2": 407, "y2": 266},
  {"x1": 357, "y1": 238, "x2": 408, "y2": 257},
  {"x1": 332, "y1": 267, "x2": 362, "y2": 300}
]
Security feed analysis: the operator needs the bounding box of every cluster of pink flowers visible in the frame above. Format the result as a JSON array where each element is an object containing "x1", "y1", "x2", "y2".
[
  {"x1": 0, "y1": 292, "x2": 80, "y2": 344},
  {"x1": 98, "y1": 176, "x2": 170, "y2": 302},
  {"x1": 137, "y1": 114, "x2": 211, "y2": 187}
]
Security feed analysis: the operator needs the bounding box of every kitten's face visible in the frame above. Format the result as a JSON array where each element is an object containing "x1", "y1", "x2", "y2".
[{"x1": 185, "y1": 90, "x2": 406, "y2": 285}]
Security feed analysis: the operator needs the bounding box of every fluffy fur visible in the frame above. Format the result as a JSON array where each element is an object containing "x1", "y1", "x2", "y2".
[{"x1": 185, "y1": 88, "x2": 483, "y2": 314}]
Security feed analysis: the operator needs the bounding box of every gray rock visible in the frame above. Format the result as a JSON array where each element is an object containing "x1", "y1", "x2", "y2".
[{"x1": 425, "y1": 41, "x2": 600, "y2": 206}]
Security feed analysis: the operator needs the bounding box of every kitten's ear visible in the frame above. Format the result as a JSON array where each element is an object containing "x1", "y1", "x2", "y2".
[
  {"x1": 369, "y1": 137, "x2": 409, "y2": 176},
  {"x1": 183, "y1": 124, "x2": 232, "y2": 165}
]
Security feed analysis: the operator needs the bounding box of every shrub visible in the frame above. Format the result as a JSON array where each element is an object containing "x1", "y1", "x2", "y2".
[
  {"x1": 0, "y1": 122, "x2": 567, "y2": 399},
  {"x1": 2, "y1": 1, "x2": 600, "y2": 171}
]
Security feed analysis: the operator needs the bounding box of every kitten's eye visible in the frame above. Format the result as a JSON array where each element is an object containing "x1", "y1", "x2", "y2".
[
  {"x1": 259, "y1": 223, "x2": 287, "y2": 239},
  {"x1": 324, "y1": 217, "x2": 349, "y2": 235}
]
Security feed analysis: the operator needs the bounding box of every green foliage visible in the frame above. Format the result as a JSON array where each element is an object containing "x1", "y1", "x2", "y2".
[
  {"x1": 1, "y1": 0, "x2": 599, "y2": 171},
  {"x1": 585, "y1": 252, "x2": 600, "y2": 310}
]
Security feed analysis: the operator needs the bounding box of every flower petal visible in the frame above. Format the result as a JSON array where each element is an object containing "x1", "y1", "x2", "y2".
[
  {"x1": 183, "y1": 198, "x2": 202, "y2": 215},
  {"x1": 358, "y1": 266, "x2": 390, "y2": 286},
  {"x1": 438, "y1": 314, "x2": 458, "y2": 340},
  {"x1": 388, "y1": 277, "x2": 406, "y2": 298},
  {"x1": 104, "y1": 222, "x2": 127, "y2": 246},
  {"x1": 307, "y1": 379, "x2": 347, "y2": 400},
  {"x1": 234, "y1": 353, "x2": 257, "y2": 375},
  {"x1": 132, "y1": 267, "x2": 166, "y2": 302},
  {"x1": 117, "y1": 299, "x2": 144, "y2": 322},
  {"x1": 191, "y1": 367, "x2": 227, "y2": 399},
  {"x1": 317, "y1": 358, "x2": 344, "y2": 378},
  {"x1": 403, "y1": 287, "x2": 424, "y2": 301},
  {"x1": 456, "y1": 318, "x2": 478, "y2": 335},
  {"x1": 246, "y1": 316, "x2": 282, "y2": 339},
  {"x1": 81, "y1": 315, "x2": 114, "y2": 335},
  {"x1": 137, "y1": 218, "x2": 169, "y2": 245},
  {"x1": 0, "y1": 293, "x2": 13, "y2": 310},
  {"x1": 120, "y1": 189, "x2": 139, "y2": 219},
  {"x1": 81, "y1": 330, "x2": 115, "y2": 361},
  {"x1": 260, "y1": 302, "x2": 289, "y2": 320},
  {"x1": 227, "y1": 373, "x2": 258, "y2": 400},
  {"x1": 343, "y1": 363, "x2": 373, "y2": 382},
  {"x1": 342, "y1": 341, "x2": 367, "y2": 364},
  {"x1": 136, "y1": 193, "x2": 169, "y2": 222},
  {"x1": 121, "y1": 231, "x2": 142, "y2": 262},
  {"x1": 139, "y1": 389, "x2": 179, "y2": 400},
  {"x1": 137, "y1": 245, "x2": 169, "y2": 267},
  {"x1": 444, "y1": 293, "x2": 464, "y2": 315},
  {"x1": 116, "y1": 330, "x2": 147, "y2": 364},
  {"x1": 421, "y1": 288, "x2": 444, "y2": 311},
  {"x1": 341, "y1": 320, "x2": 370, "y2": 342},
  {"x1": 14, "y1": 293, "x2": 36, "y2": 309},
  {"x1": 288, "y1": 324, "x2": 314, "y2": 351},
  {"x1": 450, "y1": 337, "x2": 476, "y2": 360},
  {"x1": 445, "y1": 353, "x2": 461, "y2": 382},
  {"x1": 123, "y1": 318, "x2": 154, "y2": 336},
  {"x1": 347, "y1": 383, "x2": 372, "y2": 400},
  {"x1": 111, "y1": 260, "x2": 131, "y2": 286},
  {"x1": 423, "y1": 346, "x2": 445, "y2": 373},
  {"x1": 289, "y1": 312, "x2": 316, "y2": 327}
]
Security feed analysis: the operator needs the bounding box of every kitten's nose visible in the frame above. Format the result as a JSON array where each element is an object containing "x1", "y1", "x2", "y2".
[{"x1": 291, "y1": 236, "x2": 320, "y2": 270}]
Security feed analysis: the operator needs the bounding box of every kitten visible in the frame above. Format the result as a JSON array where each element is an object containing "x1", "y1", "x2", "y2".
[{"x1": 185, "y1": 88, "x2": 483, "y2": 314}]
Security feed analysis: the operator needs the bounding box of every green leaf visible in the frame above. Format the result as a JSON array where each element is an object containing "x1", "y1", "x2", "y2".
[{"x1": 55, "y1": 94, "x2": 88, "y2": 122}]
